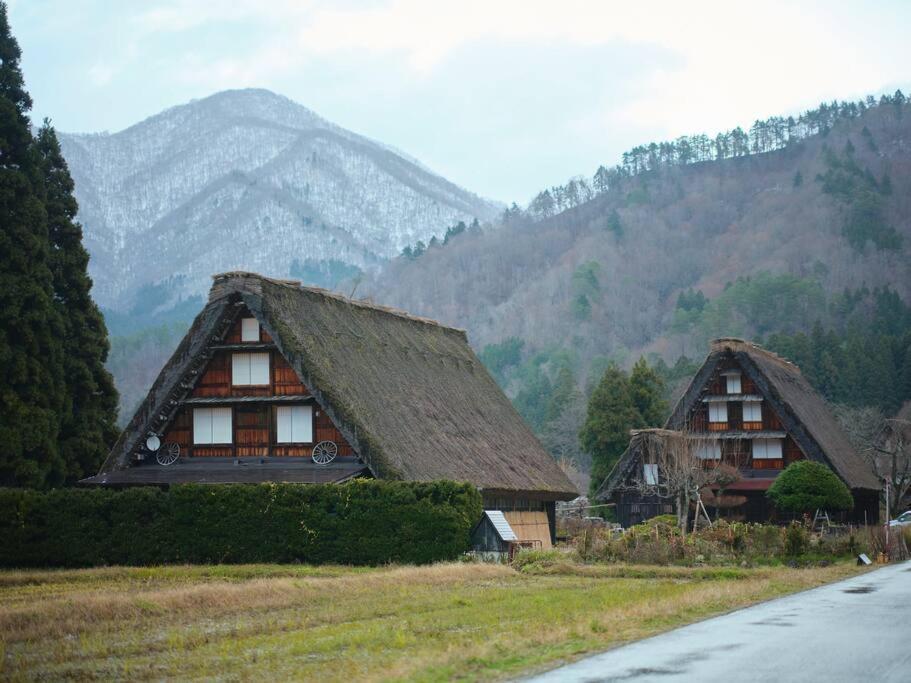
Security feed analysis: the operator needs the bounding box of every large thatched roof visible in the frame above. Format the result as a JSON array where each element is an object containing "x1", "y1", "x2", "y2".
[
  {"x1": 98, "y1": 272, "x2": 576, "y2": 498},
  {"x1": 666, "y1": 338, "x2": 878, "y2": 491}
]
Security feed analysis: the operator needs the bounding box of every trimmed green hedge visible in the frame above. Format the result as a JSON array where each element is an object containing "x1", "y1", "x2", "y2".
[{"x1": 0, "y1": 480, "x2": 482, "y2": 567}]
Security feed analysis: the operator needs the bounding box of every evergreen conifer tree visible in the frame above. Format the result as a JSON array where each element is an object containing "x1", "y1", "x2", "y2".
[
  {"x1": 628, "y1": 357, "x2": 668, "y2": 425},
  {"x1": 544, "y1": 366, "x2": 576, "y2": 425},
  {"x1": 36, "y1": 122, "x2": 119, "y2": 481},
  {"x1": 580, "y1": 364, "x2": 638, "y2": 496},
  {"x1": 0, "y1": 2, "x2": 67, "y2": 487}
]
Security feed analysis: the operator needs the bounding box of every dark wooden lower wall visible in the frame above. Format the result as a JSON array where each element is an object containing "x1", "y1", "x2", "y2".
[
  {"x1": 613, "y1": 492, "x2": 674, "y2": 528},
  {"x1": 615, "y1": 489, "x2": 881, "y2": 527}
]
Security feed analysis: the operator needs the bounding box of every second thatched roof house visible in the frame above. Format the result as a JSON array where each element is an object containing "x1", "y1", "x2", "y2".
[
  {"x1": 596, "y1": 338, "x2": 880, "y2": 526},
  {"x1": 84, "y1": 272, "x2": 576, "y2": 545}
]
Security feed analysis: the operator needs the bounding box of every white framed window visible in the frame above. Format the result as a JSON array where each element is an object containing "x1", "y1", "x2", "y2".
[
  {"x1": 276, "y1": 405, "x2": 314, "y2": 443},
  {"x1": 643, "y1": 463, "x2": 659, "y2": 485},
  {"x1": 241, "y1": 317, "x2": 259, "y2": 342},
  {"x1": 753, "y1": 438, "x2": 783, "y2": 459},
  {"x1": 725, "y1": 372, "x2": 742, "y2": 394},
  {"x1": 743, "y1": 401, "x2": 762, "y2": 422},
  {"x1": 708, "y1": 402, "x2": 728, "y2": 423},
  {"x1": 193, "y1": 408, "x2": 232, "y2": 444},
  {"x1": 697, "y1": 442, "x2": 722, "y2": 459},
  {"x1": 232, "y1": 352, "x2": 270, "y2": 385}
]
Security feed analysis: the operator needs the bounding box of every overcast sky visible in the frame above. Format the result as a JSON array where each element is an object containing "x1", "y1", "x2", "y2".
[{"x1": 9, "y1": 0, "x2": 911, "y2": 204}]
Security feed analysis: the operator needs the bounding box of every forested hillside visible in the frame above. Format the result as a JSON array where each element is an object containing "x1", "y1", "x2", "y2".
[{"x1": 364, "y1": 94, "x2": 911, "y2": 468}]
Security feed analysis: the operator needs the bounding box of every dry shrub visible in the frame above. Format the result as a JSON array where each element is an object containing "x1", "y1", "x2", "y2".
[{"x1": 559, "y1": 517, "x2": 881, "y2": 567}]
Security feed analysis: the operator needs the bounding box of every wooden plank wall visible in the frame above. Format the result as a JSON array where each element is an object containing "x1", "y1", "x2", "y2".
[
  {"x1": 159, "y1": 307, "x2": 355, "y2": 459},
  {"x1": 502, "y1": 511, "x2": 553, "y2": 549}
]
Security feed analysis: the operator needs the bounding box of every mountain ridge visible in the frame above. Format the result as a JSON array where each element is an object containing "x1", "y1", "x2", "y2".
[{"x1": 60, "y1": 88, "x2": 500, "y2": 312}]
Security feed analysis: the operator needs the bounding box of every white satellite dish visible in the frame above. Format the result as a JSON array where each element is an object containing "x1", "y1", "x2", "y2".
[{"x1": 146, "y1": 435, "x2": 161, "y2": 452}]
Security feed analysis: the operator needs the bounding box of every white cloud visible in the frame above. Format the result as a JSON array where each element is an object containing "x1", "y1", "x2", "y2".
[
  {"x1": 13, "y1": 0, "x2": 911, "y2": 200},
  {"x1": 139, "y1": 0, "x2": 910, "y2": 135}
]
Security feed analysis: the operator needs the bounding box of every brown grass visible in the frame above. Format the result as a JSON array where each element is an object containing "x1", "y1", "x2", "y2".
[{"x1": 0, "y1": 561, "x2": 864, "y2": 681}]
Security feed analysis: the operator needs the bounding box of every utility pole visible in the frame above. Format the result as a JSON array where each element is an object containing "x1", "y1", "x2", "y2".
[{"x1": 885, "y1": 477, "x2": 891, "y2": 547}]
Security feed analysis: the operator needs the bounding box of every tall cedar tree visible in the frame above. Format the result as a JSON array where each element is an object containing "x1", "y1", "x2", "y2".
[
  {"x1": 581, "y1": 360, "x2": 667, "y2": 496},
  {"x1": 629, "y1": 357, "x2": 668, "y2": 425},
  {"x1": 0, "y1": 2, "x2": 67, "y2": 486},
  {"x1": 36, "y1": 122, "x2": 119, "y2": 480}
]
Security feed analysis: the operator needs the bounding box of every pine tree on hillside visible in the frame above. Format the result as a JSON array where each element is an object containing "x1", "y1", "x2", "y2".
[
  {"x1": 580, "y1": 364, "x2": 639, "y2": 496},
  {"x1": 0, "y1": 2, "x2": 67, "y2": 487},
  {"x1": 36, "y1": 122, "x2": 119, "y2": 481},
  {"x1": 629, "y1": 357, "x2": 668, "y2": 425},
  {"x1": 544, "y1": 366, "x2": 577, "y2": 425}
]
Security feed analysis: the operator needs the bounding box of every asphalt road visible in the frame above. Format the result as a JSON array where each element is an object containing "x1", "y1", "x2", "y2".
[{"x1": 526, "y1": 561, "x2": 911, "y2": 682}]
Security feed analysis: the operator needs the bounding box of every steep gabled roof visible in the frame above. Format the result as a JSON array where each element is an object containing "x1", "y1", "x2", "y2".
[
  {"x1": 100, "y1": 272, "x2": 576, "y2": 498},
  {"x1": 594, "y1": 429, "x2": 673, "y2": 501},
  {"x1": 665, "y1": 338, "x2": 878, "y2": 491}
]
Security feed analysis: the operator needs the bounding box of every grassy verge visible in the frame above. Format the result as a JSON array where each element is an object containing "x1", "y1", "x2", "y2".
[{"x1": 0, "y1": 561, "x2": 865, "y2": 681}]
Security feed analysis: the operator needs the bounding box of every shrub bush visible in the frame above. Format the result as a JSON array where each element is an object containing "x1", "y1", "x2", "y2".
[
  {"x1": 0, "y1": 480, "x2": 482, "y2": 568},
  {"x1": 784, "y1": 521, "x2": 810, "y2": 557},
  {"x1": 560, "y1": 518, "x2": 873, "y2": 567},
  {"x1": 767, "y1": 461, "x2": 853, "y2": 516}
]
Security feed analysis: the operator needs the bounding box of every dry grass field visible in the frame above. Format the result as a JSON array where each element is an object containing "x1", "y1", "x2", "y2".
[{"x1": 0, "y1": 561, "x2": 864, "y2": 681}]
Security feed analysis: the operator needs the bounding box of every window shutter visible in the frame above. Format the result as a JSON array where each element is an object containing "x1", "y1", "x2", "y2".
[
  {"x1": 232, "y1": 353, "x2": 251, "y2": 385},
  {"x1": 276, "y1": 405, "x2": 313, "y2": 443},
  {"x1": 726, "y1": 373, "x2": 742, "y2": 394},
  {"x1": 276, "y1": 406, "x2": 292, "y2": 443},
  {"x1": 250, "y1": 353, "x2": 270, "y2": 385},
  {"x1": 193, "y1": 409, "x2": 212, "y2": 444},
  {"x1": 292, "y1": 406, "x2": 313, "y2": 442},
  {"x1": 698, "y1": 442, "x2": 721, "y2": 459},
  {"x1": 753, "y1": 438, "x2": 782, "y2": 459},
  {"x1": 709, "y1": 402, "x2": 728, "y2": 423},
  {"x1": 743, "y1": 401, "x2": 762, "y2": 422},
  {"x1": 212, "y1": 408, "x2": 232, "y2": 443},
  {"x1": 241, "y1": 318, "x2": 259, "y2": 342},
  {"x1": 643, "y1": 463, "x2": 659, "y2": 485}
]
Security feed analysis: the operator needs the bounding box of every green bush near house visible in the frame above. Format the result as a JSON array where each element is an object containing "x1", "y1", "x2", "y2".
[
  {"x1": 0, "y1": 480, "x2": 482, "y2": 568},
  {"x1": 767, "y1": 461, "x2": 854, "y2": 516}
]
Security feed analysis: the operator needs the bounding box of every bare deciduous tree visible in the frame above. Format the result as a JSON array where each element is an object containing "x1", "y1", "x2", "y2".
[
  {"x1": 624, "y1": 428, "x2": 742, "y2": 534},
  {"x1": 836, "y1": 405, "x2": 911, "y2": 518}
]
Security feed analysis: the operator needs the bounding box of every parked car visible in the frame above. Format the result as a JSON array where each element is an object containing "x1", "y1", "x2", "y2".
[{"x1": 888, "y1": 511, "x2": 911, "y2": 527}]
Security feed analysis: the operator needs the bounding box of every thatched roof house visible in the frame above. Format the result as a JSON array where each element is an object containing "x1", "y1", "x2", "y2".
[
  {"x1": 597, "y1": 339, "x2": 879, "y2": 526},
  {"x1": 85, "y1": 273, "x2": 575, "y2": 540}
]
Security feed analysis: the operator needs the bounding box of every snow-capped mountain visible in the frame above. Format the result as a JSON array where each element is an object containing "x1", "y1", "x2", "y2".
[{"x1": 60, "y1": 89, "x2": 499, "y2": 312}]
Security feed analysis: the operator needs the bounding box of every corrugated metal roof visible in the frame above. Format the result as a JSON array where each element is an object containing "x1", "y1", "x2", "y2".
[{"x1": 484, "y1": 510, "x2": 518, "y2": 541}]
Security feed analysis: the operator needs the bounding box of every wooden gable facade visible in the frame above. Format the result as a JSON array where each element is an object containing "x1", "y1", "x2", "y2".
[
  {"x1": 596, "y1": 338, "x2": 880, "y2": 527},
  {"x1": 161, "y1": 309, "x2": 355, "y2": 461}
]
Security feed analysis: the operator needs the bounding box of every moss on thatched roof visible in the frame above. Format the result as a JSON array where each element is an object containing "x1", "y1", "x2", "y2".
[{"x1": 99, "y1": 272, "x2": 576, "y2": 498}]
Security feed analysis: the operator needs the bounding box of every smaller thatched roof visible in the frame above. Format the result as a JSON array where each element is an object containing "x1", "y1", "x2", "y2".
[
  {"x1": 97, "y1": 272, "x2": 576, "y2": 499},
  {"x1": 667, "y1": 338, "x2": 879, "y2": 491},
  {"x1": 594, "y1": 429, "x2": 676, "y2": 500}
]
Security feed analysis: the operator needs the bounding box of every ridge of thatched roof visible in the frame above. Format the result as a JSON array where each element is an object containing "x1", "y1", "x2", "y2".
[
  {"x1": 210, "y1": 271, "x2": 462, "y2": 332},
  {"x1": 667, "y1": 338, "x2": 878, "y2": 491},
  {"x1": 101, "y1": 272, "x2": 576, "y2": 498}
]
